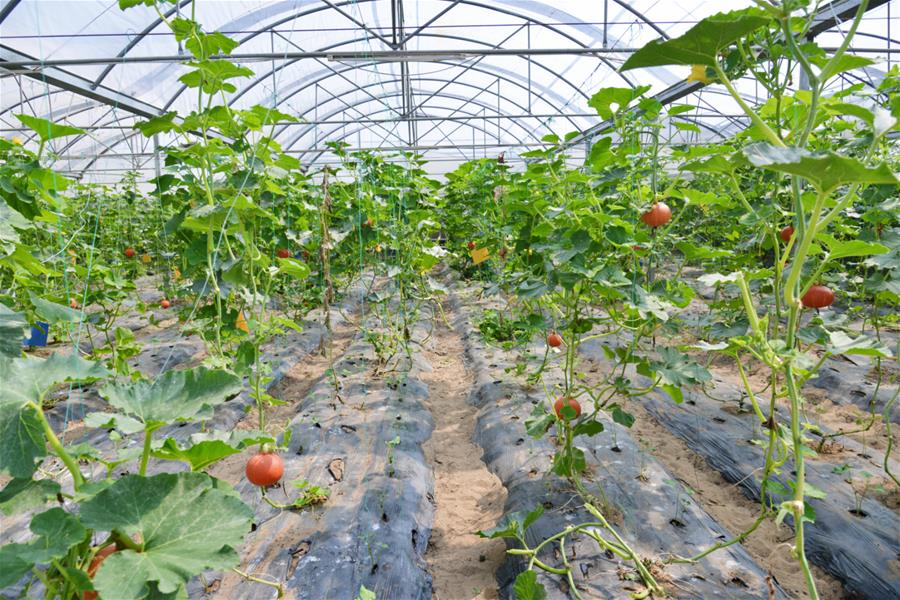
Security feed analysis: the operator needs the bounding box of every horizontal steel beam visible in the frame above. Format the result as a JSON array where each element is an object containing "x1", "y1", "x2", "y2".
[
  {"x1": 809, "y1": 0, "x2": 891, "y2": 37},
  {"x1": 0, "y1": 45, "x2": 166, "y2": 119},
  {"x1": 0, "y1": 113, "x2": 753, "y2": 133},
  {"x1": 1, "y1": 46, "x2": 892, "y2": 69},
  {"x1": 57, "y1": 141, "x2": 568, "y2": 161},
  {"x1": 0, "y1": 46, "x2": 645, "y2": 68}
]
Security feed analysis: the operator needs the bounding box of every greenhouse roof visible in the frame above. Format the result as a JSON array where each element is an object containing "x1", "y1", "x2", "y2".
[{"x1": 0, "y1": 0, "x2": 895, "y2": 182}]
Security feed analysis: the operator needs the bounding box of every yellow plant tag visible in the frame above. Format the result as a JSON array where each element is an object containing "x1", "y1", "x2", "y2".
[
  {"x1": 236, "y1": 311, "x2": 250, "y2": 332},
  {"x1": 470, "y1": 247, "x2": 489, "y2": 265}
]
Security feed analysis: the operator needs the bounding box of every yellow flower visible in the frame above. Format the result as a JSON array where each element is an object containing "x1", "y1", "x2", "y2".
[
  {"x1": 687, "y1": 65, "x2": 715, "y2": 84},
  {"x1": 12, "y1": 136, "x2": 23, "y2": 145}
]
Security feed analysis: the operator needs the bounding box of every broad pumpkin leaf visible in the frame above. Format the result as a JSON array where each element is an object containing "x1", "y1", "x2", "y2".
[
  {"x1": 825, "y1": 331, "x2": 892, "y2": 358},
  {"x1": 15, "y1": 114, "x2": 85, "y2": 142},
  {"x1": 678, "y1": 188, "x2": 733, "y2": 208},
  {"x1": 118, "y1": 0, "x2": 159, "y2": 8},
  {"x1": 816, "y1": 235, "x2": 889, "y2": 261},
  {"x1": 179, "y1": 60, "x2": 253, "y2": 94},
  {"x1": 84, "y1": 411, "x2": 146, "y2": 435},
  {"x1": 80, "y1": 472, "x2": 253, "y2": 599},
  {"x1": 278, "y1": 257, "x2": 311, "y2": 280},
  {"x1": 240, "y1": 105, "x2": 298, "y2": 130},
  {"x1": 744, "y1": 144, "x2": 898, "y2": 192},
  {"x1": 0, "y1": 304, "x2": 28, "y2": 358},
  {"x1": 29, "y1": 292, "x2": 83, "y2": 324},
  {"x1": 647, "y1": 347, "x2": 711, "y2": 387},
  {"x1": 477, "y1": 505, "x2": 543, "y2": 539},
  {"x1": 819, "y1": 54, "x2": 875, "y2": 82},
  {"x1": 621, "y1": 9, "x2": 770, "y2": 70},
  {"x1": 185, "y1": 30, "x2": 239, "y2": 60},
  {"x1": 152, "y1": 430, "x2": 272, "y2": 471},
  {"x1": 0, "y1": 477, "x2": 60, "y2": 516},
  {"x1": 825, "y1": 102, "x2": 873, "y2": 125},
  {"x1": 676, "y1": 242, "x2": 729, "y2": 261},
  {"x1": 0, "y1": 507, "x2": 86, "y2": 587},
  {"x1": 0, "y1": 200, "x2": 30, "y2": 255},
  {"x1": 134, "y1": 111, "x2": 180, "y2": 137},
  {"x1": 588, "y1": 85, "x2": 651, "y2": 119},
  {"x1": 512, "y1": 570, "x2": 547, "y2": 600},
  {"x1": 0, "y1": 354, "x2": 109, "y2": 478},
  {"x1": 100, "y1": 367, "x2": 242, "y2": 430}
]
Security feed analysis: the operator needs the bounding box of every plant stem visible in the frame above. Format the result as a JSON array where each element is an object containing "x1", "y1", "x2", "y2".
[
  {"x1": 31, "y1": 402, "x2": 84, "y2": 490},
  {"x1": 231, "y1": 568, "x2": 285, "y2": 598},
  {"x1": 138, "y1": 428, "x2": 153, "y2": 476},
  {"x1": 784, "y1": 367, "x2": 819, "y2": 600},
  {"x1": 712, "y1": 64, "x2": 784, "y2": 148}
]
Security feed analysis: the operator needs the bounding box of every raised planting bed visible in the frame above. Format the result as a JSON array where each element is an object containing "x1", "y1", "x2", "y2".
[
  {"x1": 577, "y1": 338, "x2": 900, "y2": 599},
  {"x1": 448, "y1": 284, "x2": 786, "y2": 599},
  {"x1": 208, "y1": 309, "x2": 438, "y2": 599},
  {"x1": 0, "y1": 279, "x2": 369, "y2": 553}
]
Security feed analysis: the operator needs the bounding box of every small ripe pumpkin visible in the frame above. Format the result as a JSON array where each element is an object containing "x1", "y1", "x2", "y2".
[
  {"x1": 84, "y1": 544, "x2": 119, "y2": 600},
  {"x1": 553, "y1": 397, "x2": 581, "y2": 420},
  {"x1": 246, "y1": 452, "x2": 285, "y2": 487},
  {"x1": 640, "y1": 202, "x2": 672, "y2": 228},
  {"x1": 801, "y1": 285, "x2": 834, "y2": 309},
  {"x1": 124, "y1": 247, "x2": 135, "y2": 258},
  {"x1": 467, "y1": 241, "x2": 476, "y2": 250},
  {"x1": 276, "y1": 248, "x2": 290, "y2": 259},
  {"x1": 779, "y1": 226, "x2": 794, "y2": 243},
  {"x1": 160, "y1": 299, "x2": 171, "y2": 309},
  {"x1": 547, "y1": 333, "x2": 563, "y2": 348}
]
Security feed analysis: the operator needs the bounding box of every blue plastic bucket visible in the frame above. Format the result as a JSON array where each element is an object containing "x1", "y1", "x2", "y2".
[{"x1": 23, "y1": 321, "x2": 50, "y2": 347}]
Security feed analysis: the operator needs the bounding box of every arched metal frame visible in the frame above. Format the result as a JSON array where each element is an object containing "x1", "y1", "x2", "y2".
[
  {"x1": 1, "y1": 0, "x2": 891, "y2": 181},
  {"x1": 3, "y1": 0, "x2": 650, "y2": 165},
  {"x1": 71, "y1": 88, "x2": 537, "y2": 177}
]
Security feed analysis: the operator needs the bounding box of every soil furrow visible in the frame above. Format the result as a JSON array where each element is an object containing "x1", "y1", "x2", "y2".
[{"x1": 421, "y1": 308, "x2": 508, "y2": 600}]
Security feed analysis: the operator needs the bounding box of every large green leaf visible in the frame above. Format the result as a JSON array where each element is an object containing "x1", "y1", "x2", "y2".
[
  {"x1": 816, "y1": 235, "x2": 889, "y2": 261},
  {"x1": 29, "y1": 293, "x2": 83, "y2": 324},
  {"x1": 588, "y1": 85, "x2": 651, "y2": 119},
  {"x1": 0, "y1": 304, "x2": 28, "y2": 358},
  {"x1": 100, "y1": 367, "x2": 242, "y2": 429},
  {"x1": 0, "y1": 508, "x2": 87, "y2": 587},
  {"x1": 826, "y1": 331, "x2": 893, "y2": 358},
  {"x1": 15, "y1": 114, "x2": 85, "y2": 142},
  {"x1": 80, "y1": 472, "x2": 253, "y2": 599},
  {"x1": 678, "y1": 188, "x2": 733, "y2": 208},
  {"x1": 646, "y1": 347, "x2": 711, "y2": 387},
  {"x1": 621, "y1": 9, "x2": 770, "y2": 70},
  {"x1": 0, "y1": 200, "x2": 30, "y2": 255},
  {"x1": 152, "y1": 431, "x2": 272, "y2": 471},
  {"x1": 134, "y1": 111, "x2": 180, "y2": 137},
  {"x1": 278, "y1": 257, "x2": 311, "y2": 280},
  {"x1": 0, "y1": 354, "x2": 109, "y2": 478},
  {"x1": 512, "y1": 571, "x2": 547, "y2": 600},
  {"x1": 744, "y1": 144, "x2": 898, "y2": 192},
  {"x1": 0, "y1": 477, "x2": 60, "y2": 516},
  {"x1": 477, "y1": 505, "x2": 544, "y2": 540},
  {"x1": 118, "y1": 0, "x2": 157, "y2": 8},
  {"x1": 178, "y1": 60, "x2": 254, "y2": 94}
]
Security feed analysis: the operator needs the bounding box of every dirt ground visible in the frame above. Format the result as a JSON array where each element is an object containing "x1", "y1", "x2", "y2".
[{"x1": 421, "y1": 313, "x2": 508, "y2": 600}]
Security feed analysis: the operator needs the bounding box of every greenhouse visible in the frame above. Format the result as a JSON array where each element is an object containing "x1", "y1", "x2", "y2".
[{"x1": 0, "y1": 0, "x2": 898, "y2": 599}]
